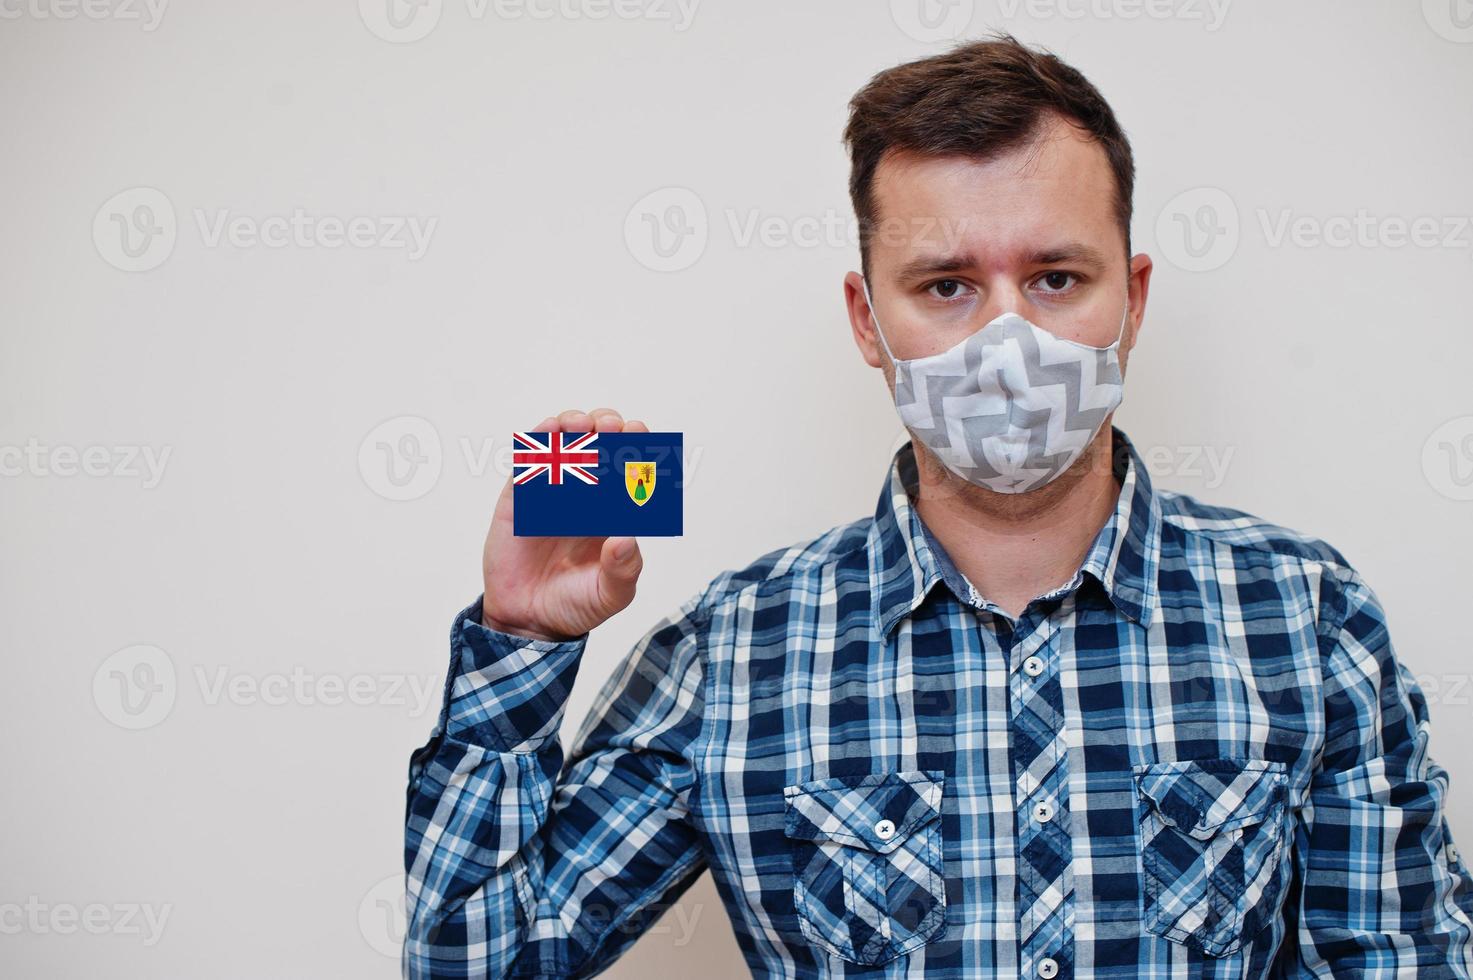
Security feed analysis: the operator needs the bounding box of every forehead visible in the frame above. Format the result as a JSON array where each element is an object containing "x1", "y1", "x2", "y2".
[{"x1": 868, "y1": 115, "x2": 1120, "y2": 263}]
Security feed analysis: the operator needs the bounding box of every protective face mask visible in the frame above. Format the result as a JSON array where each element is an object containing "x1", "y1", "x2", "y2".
[{"x1": 863, "y1": 278, "x2": 1129, "y2": 494}]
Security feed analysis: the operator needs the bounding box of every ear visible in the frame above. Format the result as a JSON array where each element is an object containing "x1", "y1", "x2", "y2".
[
  {"x1": 844, "y1": 271, "x2": 887, "y2": 370},
  {"x1": 1122, "y1": 252, "x2": 1153, "y2": 357}
]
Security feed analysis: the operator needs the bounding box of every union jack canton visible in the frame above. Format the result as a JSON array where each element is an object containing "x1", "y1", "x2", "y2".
[
  {"x1": 512, "y1": 431, "x2": 599, "y2": 485},
  {"x1": 404, "y1": 427, "x2": 1473, "y2": 978}
]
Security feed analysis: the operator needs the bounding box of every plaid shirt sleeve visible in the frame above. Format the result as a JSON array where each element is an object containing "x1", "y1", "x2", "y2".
[
  {"x1": 1279, "y1": 566, "x2": 1473, "y2": 976},
  {"x1": 403, "y1": 590, "x2": 711, "y2": 979}
]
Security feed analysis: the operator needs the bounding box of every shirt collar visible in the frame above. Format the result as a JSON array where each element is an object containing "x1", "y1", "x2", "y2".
[{"x1": 868, "y1": 426, "x2": 1162, "y2": 638}]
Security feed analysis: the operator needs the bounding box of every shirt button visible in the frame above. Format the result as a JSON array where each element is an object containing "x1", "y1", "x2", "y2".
[
  {"x1": 874, "y1": 819, "x2": 896, "y2": 841},
  {"x1": 1037, "y1": 956, "x2": 1059, "y2": 978},
  {"x1": 1023, "y1": 655, "x2": 1044, "y2": 677},
  {"x1": 1449, "y1": 843, "x2": 1461, "y2": 864},
  {"x1": 1033, "y1": 801, "x2": 1054, "y2": 824}
]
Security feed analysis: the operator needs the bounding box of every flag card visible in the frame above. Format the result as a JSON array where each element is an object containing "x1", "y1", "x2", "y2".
[{"x1": 512, "y1": 430, "x2": 683, "y2": 537}]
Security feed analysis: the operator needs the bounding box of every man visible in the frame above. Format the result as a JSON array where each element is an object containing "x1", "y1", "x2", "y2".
[{"x1": 403, "y1": 36, "x2": 1473, "y2": 978}]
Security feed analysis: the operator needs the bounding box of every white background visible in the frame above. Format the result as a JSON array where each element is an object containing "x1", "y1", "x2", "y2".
[{"x1": 3, "y1": 1, "x2": 1472, "y2": 975}]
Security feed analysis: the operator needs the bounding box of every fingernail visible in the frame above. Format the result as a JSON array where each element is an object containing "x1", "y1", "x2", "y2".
[{"x1": 615, "y1": 539, "x2": 636, "y2": 561}]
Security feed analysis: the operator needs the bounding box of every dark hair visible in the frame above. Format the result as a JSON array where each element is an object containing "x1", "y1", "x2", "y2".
[{"x1": 843, "y1": 34, "x2": 1135, "y2": 277}]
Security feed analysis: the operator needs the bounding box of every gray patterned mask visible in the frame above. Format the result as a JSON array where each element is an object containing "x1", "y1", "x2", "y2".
[{"x1": 863, "y1": 278, "x2": 1128, "y2": 494}]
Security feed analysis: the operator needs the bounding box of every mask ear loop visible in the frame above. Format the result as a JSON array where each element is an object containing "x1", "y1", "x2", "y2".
[
  {"x1": 1037, "y1": 293, "x2": 1134, "y2": 354},
  {"x1": 861, "y1": 277, "x2": 901, "y2": 365},
  {"x1": 1106, "y1": 295, "x2": 1132, "y2": 355}
]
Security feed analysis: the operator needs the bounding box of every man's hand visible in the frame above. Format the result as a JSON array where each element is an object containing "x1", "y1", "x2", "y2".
[{"x1": 481, "y1": 408, "x2": 647, "y2": 642}]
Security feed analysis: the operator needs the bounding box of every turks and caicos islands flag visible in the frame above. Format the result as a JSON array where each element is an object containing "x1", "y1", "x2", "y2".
[{"x1": 512, "y1": 430, "x2": 683, "y2": 536}]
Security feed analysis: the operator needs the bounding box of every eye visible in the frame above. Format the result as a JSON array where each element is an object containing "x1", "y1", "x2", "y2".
[
  {"x1": 1036, "y1": 271, "x2": 1078, "y2": 294},
  {"x1": 927, "y1": 278, "x2": 967, "y2": 300}
]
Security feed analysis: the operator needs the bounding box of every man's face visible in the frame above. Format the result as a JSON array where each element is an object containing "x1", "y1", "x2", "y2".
[{"x1": 846, "y1": 113, "x2": 1152, "y2": 388}]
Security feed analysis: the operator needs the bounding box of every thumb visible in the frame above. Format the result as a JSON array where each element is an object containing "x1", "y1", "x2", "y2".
[{"x1": 596, "y1": 536, "x2": 642, "y2": 611}]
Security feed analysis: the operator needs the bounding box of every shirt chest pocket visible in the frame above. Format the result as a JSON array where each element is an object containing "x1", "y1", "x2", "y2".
[
  {"x1": 783, "y1": 770, "x2": 948, "y2": 966},
  {"x1": 1135, "y1": 758, "x2": 1291, "y2": 958}
]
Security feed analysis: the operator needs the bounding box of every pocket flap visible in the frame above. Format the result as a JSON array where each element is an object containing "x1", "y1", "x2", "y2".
[
  {"x1": 784, "y1": 770, "x2": 944, "y2": 854},
  {"x1": 1135, "y1": 759, "x2": 1286, "y2": 840}
]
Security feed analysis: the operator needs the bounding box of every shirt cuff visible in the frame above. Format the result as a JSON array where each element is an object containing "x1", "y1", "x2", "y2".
[{"x1": 441, "y1": 596, "x2": 590, "y2": 753}]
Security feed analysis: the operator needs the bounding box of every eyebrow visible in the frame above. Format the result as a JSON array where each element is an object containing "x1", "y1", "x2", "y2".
[
  {"x1": 894, "y1": 253, "x2": 977, "y2": 283},
  {"x1": 892, "y1": 241, "x2": 1111, "y2": 283},
  {"x1": 1027, "y1": 242, "x2": 1110, "y2": 269}
]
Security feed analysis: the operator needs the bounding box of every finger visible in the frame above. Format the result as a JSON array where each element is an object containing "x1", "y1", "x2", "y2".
[
  {"x1": 558, "y1": 408, "x2": 592, "y2": 432},
  {"x1": 529, "y1": 415, "x2": 556, "y2": 432},
  {"x1": 492, "y1": 469, "x2": 514, "y2": 513},
  {"x1": 596, "y1": 536, "x2": 642, "y2": 611},
  {"x1": 623, "y1": 419, "x2": 650, "y2": 433},
  {"x1": 588, "y1": 407, "x2": 625, "y2": 432}
]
